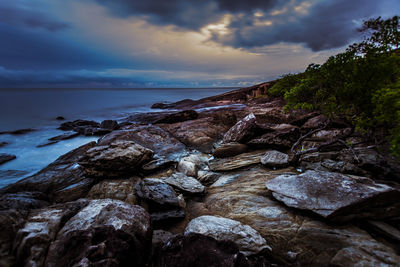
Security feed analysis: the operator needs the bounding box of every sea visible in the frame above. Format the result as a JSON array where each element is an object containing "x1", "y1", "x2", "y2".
[{"x1": 0, "y1": 88, "x2": 235, "y2": 188}]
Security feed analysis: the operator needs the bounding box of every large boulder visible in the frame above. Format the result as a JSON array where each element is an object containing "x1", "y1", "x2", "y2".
[
  {"x1": 185, "y1": 215, "x2": 271, "y2": 256},
  {"x1": 163, "y1": 173, "x2": 206, "y2": 195},
  {"x1": 86, "y1": 178, "x2": 139, "y2": 205},
  {"x1": 45, "y1": 199, "x2": 152, "y2": 267},
  {"x1": 79, "y1": 141, "x2": 154, "y2": 178},
  {"x1": 98, "y1": 125, "x2": 186, "y2": 160},
  {"x1": 266, "y1": 170, "x2": 400, "y2": 222},
  {"x1": 223, "y1": 113, "x2": 256, "y2": 143},
  {"x1": 209, "y1": 151, "x2": 265, "y2": 171},
  {"x1": 204, "y1": 166, "x2": 400, "y2": 266}
]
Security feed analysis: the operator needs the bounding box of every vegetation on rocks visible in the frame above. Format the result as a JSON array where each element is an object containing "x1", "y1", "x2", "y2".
[{"x1": 269, "y1": 16, "x2": 400, "y2": 157}]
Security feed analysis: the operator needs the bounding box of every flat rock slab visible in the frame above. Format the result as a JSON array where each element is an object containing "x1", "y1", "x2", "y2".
[
  {"x1": 266, "y1": 170, "x2": 400, "y2": 222},
  {"x1": 209, "y1": 151, "x2": 265, "y2": 171},
  {"x1": 0, "y1": 153, "x2": 16, "y2": 165},
  {"x1": 163, "y1": 173, "x2": 206, "y2": 195},
  {"x1": 185, "y1": 215, "x2": 271, "y2": 256}
]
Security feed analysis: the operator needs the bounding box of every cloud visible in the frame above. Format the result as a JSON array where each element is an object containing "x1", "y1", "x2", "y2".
[{"x1": 94, "y1": 0, "x2": 392, "y2": 51}]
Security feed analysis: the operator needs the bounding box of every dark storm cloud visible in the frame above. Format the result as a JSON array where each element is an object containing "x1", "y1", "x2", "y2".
[
  {"x1": 95, "y1": 0, "x2": 382, "y2": 51},
  {"x1": 0, "y1": 5, "x2": 69, "y2": 32},
  {"x1": 95, "y1": 0, "x2": 280, "y2": 29}
]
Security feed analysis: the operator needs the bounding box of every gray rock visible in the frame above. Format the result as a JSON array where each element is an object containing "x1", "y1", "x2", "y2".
[
  {"x1": 261, "y1": 150, "x2": 289, "y2": 167},
  {"x1": 177, "y1": 157, "x2": 198, "y2": 177},
  {"x1": 79, "y1": 141, "x2": 154, "y2": 178},
  {"x1": 163, "y1": 173, "x2": 206, "y2": 195},
  {"x1": 209, "y1": 150, "x2": 265, "y2": 171},
  {"x1": 0, "y1": 153, "x2": 16, "y2": 165},
  {"x1": 266, "y1": 170, "x2": 400, "y2": 222},
  {"x1": 45, "y1": 199, "x2": 152, "y2": 267},
  {"x1": 223, "y1": 113, "x2": 256, "y2": 143},
  {"x1": 135, "y1": 178, "x2": 180, "y2": 207},
  {"x1": 185, "y1": 215, "x2": 271, "y2": 256}
]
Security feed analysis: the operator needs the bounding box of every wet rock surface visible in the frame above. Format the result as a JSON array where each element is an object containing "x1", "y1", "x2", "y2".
[
  {"x1": 266, "y1": 170, "x2": 400, "y2": 222},
  {"x1": 0, "y1": 153, "x2": 16, "y2": 165},
  {"x1": 135, "y1": 178, "x2": 180, "y2": 207},
  {"x1": 163, "y1": 172, "x2": 206, "y2": 195}
]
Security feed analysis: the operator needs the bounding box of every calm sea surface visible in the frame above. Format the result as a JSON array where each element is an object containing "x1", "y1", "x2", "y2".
[{"x1": 0, "y1": 88, "x2": 234, "y2": 188}]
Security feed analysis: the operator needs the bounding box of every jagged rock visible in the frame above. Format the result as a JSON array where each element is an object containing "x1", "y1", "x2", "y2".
[
  {"x1": 213, "y1": 142, "x2": 249, "y2": 158},
  {"x1": 100, "y1": 120, "x2": 120, "y2": 130},
  {"x1": 223, "y1": 113, "x2": 256, "y2": 143},
  {"x1": 209, "y1": 151, "x2": 265, "y2": 171},
  {"x1": 161, "y1": 117, "x2": 231, "y2": 153},
  {"x1": 154, "y1": 110, "x2": 198, "y2": 124},
  {"x1": 261, "y1": 150, "x2": 289, "y2": 168},
  {"x1": 197, "y1": 171, "x2": 221, "y2": 186},
  {"x1": 1, "y1": 142, "x2": 96, "y2": 203},
  {"x1": 86, "y1": 178, "x2": 139, "y2": 205},
  {"x1": 247, "y1": 127, "x2": 300, "y2": 149},
  {"x1": 135, "y1": 178, "x2": 180, "y2": 207},
  {"x1": 45, "y1": 199, "x2": 152, "y2": 267},
  {"x1": 301, "y1": 114, "x2": 328, "y2": 130},
  {"x1": 98, "y1": 125, "x2": 186, "y2": 160},
  {"x1": 13, "y1": 200, "x2": 89, "y2": 267},
  {"x1": 79, "y1": 141, "x2": 154, "y2": 178},
  {"x1": 266, "y1": 170, "x2": 400, "y2": 222},
  {"x1": 185, "y1": 215, "x2": 271, "y2": 256},
  {"x1": 157, "y1": 233, "x2": 251, "y2": 267},
  {"x1": 163, "y1": 173, "x2": 206, "y2": 195},
  {"x1": 48, "y1": 131, "x2": 80, "y2": 141},
  {"x1": 0, "y1": 153, "x2": 16, "y2": 165},
  {"x1": 205, "y1": 166, "x2": 400, "y2": 266}
]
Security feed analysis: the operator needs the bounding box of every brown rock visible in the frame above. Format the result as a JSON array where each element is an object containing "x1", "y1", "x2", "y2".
[
  {"x1": 213, "y1": 142, "x2": 249, "y2": 158},
  {"x1": 223, "y1": 113, "x2": 257, "y2": 143},
  {"x1": 209, "y1": 151, "x2": 265, "y2": 171},
  {"x1": 86, "y1": 178, "x2": 139, "y2": 205},
  {"x1": 154, "y1": 110, "x2": 198, "y2": 124}
]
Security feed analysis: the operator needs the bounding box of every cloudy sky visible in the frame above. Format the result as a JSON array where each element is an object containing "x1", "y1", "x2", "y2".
[{"x1": 0, "y1": 0, "x2": 398, "y2": 88}]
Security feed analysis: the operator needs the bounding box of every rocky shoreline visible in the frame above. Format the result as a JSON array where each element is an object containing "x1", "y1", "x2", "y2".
[{"x1": 1, "y1": 83, "x2": 400, "y2": 266}]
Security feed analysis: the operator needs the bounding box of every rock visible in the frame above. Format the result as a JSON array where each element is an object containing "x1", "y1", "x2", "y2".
[
  {"x1": 266, "y1": 170, "x2": 400, "y2": 222},
  {"x1": 210, "y1": 174, "x2": 242, "y2": 187},
  {"x1": 0, "y1": 191, "x2": 49, "y2": 211},
  {"x1": 82, "y1": 127, "x2": 112, "y2": 136},
  {"x1": 158, "y1": 233, "x2": 251, "y2": 267},
  {"x1": 154, "y1": 110, "x2": 198, "y2": 124},
  {"x1": 223, "y1": 113, "x2": 256, "y2": 143},
  {"x1": 135, "y1": 178, "x2": 180, "y2": 208},
  {"x1": 45, "y1": 199, "x2": 152, "y2": 267},
  {"x1": 150, "y1": 209, "x2": 186, "y2": 224},
  {"x1": 247, "y1": 126, "x2": 300, "y2": 149},
  {"x1": 13, "y1": 200, "x2": 89, "y2": 267},
  {"x1": 260, "y1": 150, "x2": 289, "y2": 168},
  {"x1": 142, "y1": 158, "x2": 176, "y2": 174},
  {"x1": 100, "y1": 119, "x2": 120, "y2": 130},
  {"x1": 0, "y1": 141, "x2": 8, "y2": 148},
  {"x1": 209, "y1": 151, "x2": 265, "y2": 171},
  {"x1": 36, "y1": 141, "x2": 59, "y2": 148},
  {"x1": 58, "y1": 119, "x2": 100, "y2": 131},
  {"x1": 163, "y1": 173, "x2": 206, "y2": 195},
  {"x1": 56, "y1": 116, "x2": 65, "y2": 120},
  {"x1": 52, "y1": 178, "x2": 96, "y2": 203},
  {"x1": 213, "y1": 142, "x2": 249, "y2": 158},
  {"x1": 1, "y1": 142, "x2": 97, "y2": 203},
  {"x1": 151, "y1": 99, "x2": 195, "y2": 109},
  {"x1": 289, "y1": 112, "x2": 320, "y2": 127},
  {"x1": 177, "y1": 157, "x2": 198, "y2": 177},
  {"x1": 204, "y1": 166, "x2": 400, "y2": 266},
  {"x1": 86, "y1": 178, "x2": 139, "y2": 205},
  {"x1": 0, "y1": 128, "x2": 35, "y2": 135},
  {"x1": 162, "y1": 117, "x2": 231, "y2": 153},
  {"x1": 79, "y1": 141, "x2": 154, "y2": 178},
  {"x1": 48, "y1": 131, "x2": 80, "y2": 141},
  {"x1": 197, "y1": 171, "x2": 221, "y2": 186},
  {"x1": 309, "y1": 128, "x2": 352, "y2": 141},
  {"x1": 301, "y1": 114, "x2": 328, "y2": 130},
  {"x1": 185, "y1": 215, "x2": 271, "y2": 256},
  {"x1": 98, "y1": 125, "x2": 186, "y2": 160},
  {"x1": 0, "y1": 153, "x2": 16, "y2": 165}
]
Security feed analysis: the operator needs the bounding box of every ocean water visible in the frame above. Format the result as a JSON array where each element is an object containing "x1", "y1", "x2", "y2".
[{"x1": 0, "y1": 88, "x2": 234, "y2": 188}]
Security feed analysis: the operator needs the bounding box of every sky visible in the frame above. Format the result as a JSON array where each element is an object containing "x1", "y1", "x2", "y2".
[{"x1": 0, "y1": 0, "x2": 399, "y2": 88}]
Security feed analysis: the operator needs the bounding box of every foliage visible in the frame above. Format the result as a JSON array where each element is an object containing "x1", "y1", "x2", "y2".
[{"x1": 268, "y1": 16, "x2": 400, "y2": 157}]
